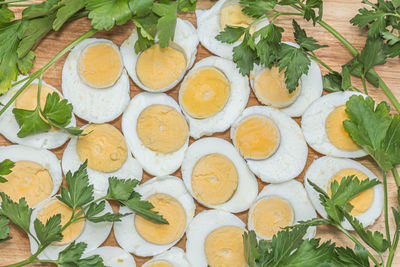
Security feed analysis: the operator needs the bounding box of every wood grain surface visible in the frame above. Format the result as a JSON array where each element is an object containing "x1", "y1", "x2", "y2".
[{"x1": 1, "y1": 0, "x2": 400, "y2": 266}]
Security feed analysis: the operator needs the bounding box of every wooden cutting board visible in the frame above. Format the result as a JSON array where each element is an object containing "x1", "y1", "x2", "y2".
[{"x1": 1, "y1": 0, "x2": 399, "y2": 266}]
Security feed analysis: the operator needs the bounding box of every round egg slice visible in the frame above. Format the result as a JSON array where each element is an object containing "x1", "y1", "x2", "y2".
[
  {"x1": 250, "y1": 43, "x2": 323, "y2": 117},
  {"x1": 122, "y1": 92, "x2": 189, "y2": 176},
  {"x1": 83, "y1": 246, "x2": 136, "y2": 267},
  {"x1": 230, "y1": 106, "x2": 308, "y2": 183},
  {"x1": 179, "y1": 56, "x2": 249, "y2": 138},
  {"x1": 0, "y1": 76, "x2": 76, "y2": 149},
  {"x1": 114, "y1": 176, "x2": 195, "y2": 257},
  {"x1": 121, "y1": 18, "x2": 198, "y2": 93},
  {"x1": 302, "y1": 91, "x2": 367, "y2": 158},
  {"x1": 196, "y1": 0, "x2": 269, "y2": 59},
  {"x1": 305, "y1": 156, "x2": 384, "y2": 230},
  {"x1": 62, "y1": 123, "x2": 142, "y2": 196},
  {"x1": 248, "y1": 180, "x2": 317, "y2": 240},
  {"x1": 29, "y1": 196, "x2": 113, "y2": 260},
  {"x1": 62, "y1": 38, "x2": 130, "y2": 123},
  {"x1": 0, "y1": 145, "x2": 62, "y2": 207},
  {"x1": 142, "y1": 247, "x2": 190, "y2": 267},
  {"x1": 186, "y1": 209, "x2": 246, "y2": 267},
  {"x1": 181, "y1": 137, "x2": 258, "y2": 213}
]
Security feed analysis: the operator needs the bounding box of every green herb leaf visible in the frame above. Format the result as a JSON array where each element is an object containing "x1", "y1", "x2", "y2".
[
  {"x1": 323, "y1": 72, "x2": 343, "y2": 92},
  {"x1": 17, "y1": 51, "x2": 35, "y2": 74},
  {"x1": 336, "y1": 245, "x2": 370, "y2": 267},
  {"x1": 107, "y1": 177, "x2": 140, "y2": 201},
  {"x1": 0, "y1": 159, "x2": 14, "y2": 183},
  {"x1": 177, "y1": 0, "x2": 196, "y2": 12},
  {"x1": 86, "y1": 0, "x2": 133, "y2": 31},
  {"x1": 243, "y1": 231, "x2": 260, "y2": 267},
  {"x1": 122, "y1": 197, "x2": 168, "y2": 224},
  {"x1": 293, "y1": 20, "x2": 327, "y2": 52},
  {"x1": 129, "y1": 0, "x2": 153, "y2": 17},
  {"x1": 0, "y1": 5, "x2": 14, "y2": 25},
  {"x1": 153, "y1": 2, "x2": 178, "y2": 48},
  {"x1": 86, "y1": 200, "x2": 129, "y2": 223},
  {"x1": 21, "y1": 0, "x2": 59, "y2": 20},
  {"x1": 216, "y1": 26, "x2": 246, "y2": 44},
  {"x1": 233, "y1": 32, "x2": 257, "y2": 75},
  {"x1": 42, "y1": 92, "x2": 75, "y2": 129},
  {"x1": 239, "y1": 0, "x2": 277, "y2": 18},
  {"x1": 303, "y1": 0, "x2": 323, "y2": 24},
  {"x1": 0, "y1": 193, "x2": 32, "y2": 234},
  {"x1": 57, "y1": 241, "x2": 105, "y2": 267},
  {"x1": 358, "y1": 37, "x2": 386, "y2": 76},
  {"x1": 53, "y1": 0, "x2": 86, "y2": 31},
  {"x1": 12, "y1": 107, "x2": 51, "y2": 138},
  {"x1": 33, "y1": 214, "x2": 63, "y2": 246},
  {"x1": 0, "y1": 216, "x2": 10, "y2": 242},
  {"x1": 255, "y1": 24, "x2": 283, "y2": 68},
  {"x1": 57, "y1": 161, "x2": 94, "y2": 210}
]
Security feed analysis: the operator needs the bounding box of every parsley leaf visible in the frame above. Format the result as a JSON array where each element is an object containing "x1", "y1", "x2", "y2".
[
  {"x1": 216, "y1": 26, "x2": 246, "y2": 44},
  {"x1": 85, "y1": 200, "x2": 129, "y2": 223},
  {"x1": 0, "y1": 193, "x2": 32, "y2": 234},
  {"x1": 53, "y1": 0, "x2": 86, "y2": 31},
  {"x1": 13, "y1": 107, "x2": 50, "y2": 138},
  {"x1": 122, "y1": 197, "x2": 168, "y2": 224},
  {"x1": 240, "y1": 0, "x2": 277, "y2": 18},
  {"x1": 323, "y1": 72, "x2": 343, "y2": 92},
  {"x1": 344, "y1": 95, "x2": 400, "y2": 171},
  {"x1": 0, "y1": 5, "x2": 14, "y2": 25},
  {"x1": 255, "y1": 24, "x2": 283, "y2": 68},
  {"x1": 177, "y1": 0, "x2": 196, "y2": 12},
  {"x1": 33, "y1": 214, "x2": 63, "y2": 246},
  {"x1": 358, "y1": 37, "x2": 386, "y2": 76},
  {"x1": 129, "y1": 0, "x2": 153, "y2": 17},
  {"x1": 153, "y1": 2, "x2": 178, "y2": 48},
  {"x1": 0, "y1": 159, "x2": 14, "y2": 183},
  {"x1": 336, "y1": 245, "x2": 370, "y2": 267},
  {"x1": 233, "y1": 32, "x2": 257, "y2": 75},
  {"x1": 292, "y1": 20, "x2": 327, "y2": 52},
  {"x1": 57, "y1": 242, "x2": 105, "y2": 267},
  {"x1": 107, "y1": 177, "x2": 140, "y2": 201},
  {"x1": 57, "y1": 161, "x2": 94, "y2": 210},
  {"x1": 0, "y1": 216, "x2": 10, "y2": 242},
  {"x1": 42, "y1": 92, "x2": 75, "y2": 129},
  {"x1": 86, "y1": 0, "x2": 133, "y2": 31}
]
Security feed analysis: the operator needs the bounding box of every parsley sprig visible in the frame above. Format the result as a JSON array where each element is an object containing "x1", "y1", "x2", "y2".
[
  {"x1": 0, "y1": 159, "x2": 14, "y2": 183},
  {"x1": 0, "y1": 161, "x2": 167, "y2": 266}
]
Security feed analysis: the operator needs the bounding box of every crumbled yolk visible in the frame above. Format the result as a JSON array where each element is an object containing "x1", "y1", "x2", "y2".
[
  {"x1": 254, "y1": 66, "x2": 301, "y2": 108},
  {"x1": 250, "y1": 197, "x2": 294, "y2": 239},
  {"x1": 192, "y1": 153, "x2": 238, "y2": 205},
  {"x1": 220, "y1": 5, "x2": 254, "y2": 31},
  {"x1": 325, "y1": 105, "x2": 361, "y2": 152},
  {"x1": 145, "y1": 260, "x2": 173, "y2": 267},
  {"x1": 204, "y1": 226, "x2": 246, "y2": 267},
  {"x1": 234, "y1": 115, "x2": 280, "y2": 160},
  {"x1": 136, "y1": 105, "x2": 188, "y2": 154},
  {"x1": 328, "y1": 168, "x2": 374, "y2": 216},
  {"x1": 181, "y1": 67, "x2": 230, "y2": 119},
  {"x1": 78, "y1": 42, "x2": 122, "y2": 88},
  {"x1": 77, "y1": 124, "x2": 128, "y2": 173},
  {"x1": 37, "y1": 199, "x2": 85, "y2": 245},
  {"x1": 136, "y1": 44, "x2": 186, "y2": 90},
  {"x1": 0, "y1": 161, "x2": 53, "y2": 207},
  {"x1": 135, "y1": 193, "x2": 186, "y2": 245}
]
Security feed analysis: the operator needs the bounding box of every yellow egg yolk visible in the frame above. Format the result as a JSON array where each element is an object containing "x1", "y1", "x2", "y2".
[
  {"x1": 220, "y1": 5, "x2": 254, "y2": 30},
  {"x1": 15, "y1": 83, "x2": 55, "y2": 111},
  {"x1": 181, "y1": 67, "x2": 230, "y2": 119},
  {"x1": 136, "y1": 105, "x2": 188, "y2": 154},
  {"x1": 136, "y1": 44, "x2": 186, "y2": 90},
  {"x1": 250, "y1": 197, "x2": 294, "y2": 239},
  {"x1": 135, "y1": 193, "x2": 186, "y2": 245},
  {"x1": 191, "y1": 153, "x2": 238, "y2": 205},
  {"x1": 0, "y1": 161, "x2": 53, "y2": 207},
  {"x1": 77, "y1": 124, "x2": 128, "y2": 173},
  {"x1": 145, "y1": 261, "x2": 173, "y2": 267},
  {"x1": 328, "y1": 168, "x2": 374, "y2": 216},
  {"x1": 254, "y1": 66, "x2": 301, "y2": 108},
  {"x1": 325, "y1": 105, "x2": 361, "y2": 152},
  {"x1": 78, "y1": 42, "x2": 122, "y2": 88},
  {"x1": 204, "y1": 226, "x2": 246, "y2": 267},
  {"x1": 37, "y1": 199, "x2": 85, "y2": 245},
  {"x1": 234, "y1": 115, "x2": 280, "y2": 160}
]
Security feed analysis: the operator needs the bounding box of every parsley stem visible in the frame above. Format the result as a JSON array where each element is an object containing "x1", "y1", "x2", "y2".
[
  {"x1": 308, "y1": 51, "x2": 335, "y2": 73},
  {"x1": 383, "y1": 171, "x2": 392, "y2": 244},
  {"x1": 0, "y1": 0, "x2": 30, "y2": 4},
  {"x1": 392, "y1": 167, "x2": 400, "y2": 188},
  {"x1": 361, "y1": 73, "x2": 368, "y2": 94},
  {"x1": 387, "y1": 227, "x2": 399, "y2": 267}
]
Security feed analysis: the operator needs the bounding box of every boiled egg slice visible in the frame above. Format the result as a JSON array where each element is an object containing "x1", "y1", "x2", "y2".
[
  {"x1": 83, "y1": 246, "x2": 136, "y2": 267},
  {"x1": 142, "y1": 247, "x2": 190, "y2": 267}
]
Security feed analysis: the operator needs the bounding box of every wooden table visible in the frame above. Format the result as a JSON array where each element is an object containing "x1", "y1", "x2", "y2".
[{"x1": 1, "y1": 0, "x2": 399, "y2": 266}]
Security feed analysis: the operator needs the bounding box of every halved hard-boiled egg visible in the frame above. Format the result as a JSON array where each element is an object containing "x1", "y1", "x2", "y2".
[
  {"x1": 230, "y1": 106, "x2": 308, "y2": 183},
  {"x1": 0, "y1": 76, "x2": 76, "y2": 149},
  {"x1": 62, "y1": 123, "x2": 142, "y2": 196},
  {"x1": 83, "y1": 246, "x2": 136, "y2": 267},
  {"x1": 302, "y1": 91, "x2": 367, "y2": 158},
  {"x1": 248, "y1": 180, "x2": 317, "y2": 240},
  {"x1": 0, "y1": 145, "x2": 62, "y2": 207},
  {"x1": 179, "y1": 56, "x2": 249, "y2": 138},
  {"x1": 142, "y1": 247, "x2": 190, "y2": 267},
  {"x1": 29, "y1": 196, "x2": 113, "y2": 260},
  {"x1": 62, "y1": 38, "x2": 130, "y2": 123},
  {"x1": 186, "y1": 209, "x2": 247, "y2": 267},
  {"x1": 250, "y1": 43, "x2": 323, "y2": 117},
  {"x1": 181, "y1": 137, "x2": 258, "y2": 213},
  {"x1": 114, "y1": 176, "x2": 195, "y2": 257},
  {"x1": 305, "y1": 156, "x2": 383, "y2": 230},
  {"x1": 196, "y1": 0, "x2": 269, "y2": 59},
  {"x1": 122, "y1": 92, "x2": 189, "y2": 176},
  {"x1": 121, "y1": 18, "x2": 198, "y2": 93}
]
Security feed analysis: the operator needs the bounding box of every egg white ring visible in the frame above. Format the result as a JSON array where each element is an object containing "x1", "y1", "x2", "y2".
[
  {"x1": 62, "y1": 124, "x2": 143, "y2": 197},
  {"x1": 186, "y1": 209, "x2": 246, "y2": 267},
  {"x1": 114, "y1": 176, "x2": 195, "y2": 257},
  {"x1": 179, "y1": 56, "x2": 250, "y2": 139},
  {"x1": 120, "y1": 18, "x2": 199, "y2": 93},
  {"x1": 143, "y1": 247, "x2": 190, "y2": 267},
  {"x1": 121, "y1": 92, "x2": 189, "y2": 176},
  {"x1": 248, "y1": 180, "x2": 317, "y2": 240},
  {"x1": 83, "y1": 246, "x2": 136, "y2": 267},
  {"x1": 230, "y1": 106, "x2": 308, "y2": 183},
  {"x1": 62, "y1": 38, "x2": 130, "y2": 123},
  {"x1": 196, "y1": 0, "x2": 269, "y2": 60},
  {"x1": 301, "y1": 91, "x2": 368, "y2": 158},
  {"x1": 0, "y1": 76, "x2": 76, "y2": 149},
  {"x1": 305, "y1": 156, "x2": 384, "y2": 230},
  {"x1": 0, "y1": 145, "x2": 62, "y2": 207},
  {"x1": 181, "y1": 137, "x2": 258, "y2": 213},
  {"x1": 29, "y1": 195, "x2": 113, "y2": 260}
]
